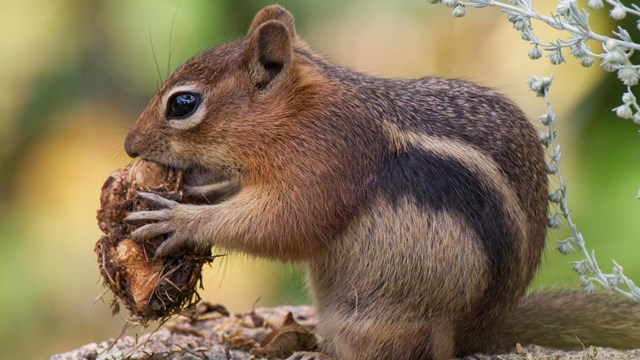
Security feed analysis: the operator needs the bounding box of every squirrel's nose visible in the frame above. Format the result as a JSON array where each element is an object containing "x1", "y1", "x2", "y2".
[{"x1": 124, "y1": 132, "x2": 140, "y2": 158}]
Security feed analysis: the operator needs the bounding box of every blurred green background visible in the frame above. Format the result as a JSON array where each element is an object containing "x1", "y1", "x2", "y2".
[{"x1": 1, "y1": 1, "x2": 639, "y2": 359}]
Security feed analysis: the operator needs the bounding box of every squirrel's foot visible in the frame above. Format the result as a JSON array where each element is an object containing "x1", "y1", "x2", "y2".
[
  {"x1": 285, "y1": 352, "x2": 332, "y2": 360},
  {"x1": 125, "y1": 191, "x2": 208, "y2": 258}
]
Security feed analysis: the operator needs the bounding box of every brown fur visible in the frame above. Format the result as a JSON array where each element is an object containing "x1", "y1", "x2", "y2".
[
  {"x1": 491, "y1": 290, "x2": 640, "y2": 352},
  {"x1": 123, "y1": 5, "x2": 640, "y2": 359}
]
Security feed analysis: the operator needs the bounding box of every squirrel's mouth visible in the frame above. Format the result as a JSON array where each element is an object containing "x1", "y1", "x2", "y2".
[{"x1": 182, "y1": 166, "x2": 240, "y2": 205}]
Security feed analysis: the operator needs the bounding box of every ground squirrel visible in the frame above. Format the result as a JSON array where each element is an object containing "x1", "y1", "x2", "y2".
[{"x1": 123, "y1": 5, "x2": 640, "y2": 359}]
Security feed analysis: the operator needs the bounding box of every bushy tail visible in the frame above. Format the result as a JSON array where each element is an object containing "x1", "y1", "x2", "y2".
[{"x1": 489, "y1": 290, "x2": 640, "y2": 352}]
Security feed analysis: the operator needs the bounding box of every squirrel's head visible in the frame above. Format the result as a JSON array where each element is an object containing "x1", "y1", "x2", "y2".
[{"x1": 124, "y1": 5, "x2": 324, "y2": 185}]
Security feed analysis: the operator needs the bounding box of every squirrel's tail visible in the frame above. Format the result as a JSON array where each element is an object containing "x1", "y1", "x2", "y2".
[{"x1": 488, "y1": 290, "x2": 640, "y2": 351}]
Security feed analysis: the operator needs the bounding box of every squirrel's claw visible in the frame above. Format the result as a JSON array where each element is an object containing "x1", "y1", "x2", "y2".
[
  {"x1": 123, "y1": 192, "x2": 176, "y2": 223},
  {"x1": 130, "y1": 221, "x2": 171, "y2": 241},
  {"x1": 124, "y1": 210, "x2": 170, "y2": 222},
  {"x1": 136, "y1": 191, "x2": 179, "y2": 208}
]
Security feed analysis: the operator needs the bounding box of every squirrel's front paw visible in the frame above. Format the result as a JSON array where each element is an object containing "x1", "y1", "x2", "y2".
[{"x1": 125, "y1": 192, "x2": 204, "y2": 258}]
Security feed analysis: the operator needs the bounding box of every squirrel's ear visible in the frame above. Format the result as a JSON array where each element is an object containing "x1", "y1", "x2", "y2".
[
  {"x1": 247, "y1": 5, "x2": 296, "y2": 39},
  {"x1": 245, "y1": 20, "x2": 292, "y2": 89}
]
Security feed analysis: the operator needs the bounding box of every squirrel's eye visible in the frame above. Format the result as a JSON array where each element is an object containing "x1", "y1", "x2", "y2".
[{"x1": 166, "y1": 92, "x2": 201, "y2": 119}]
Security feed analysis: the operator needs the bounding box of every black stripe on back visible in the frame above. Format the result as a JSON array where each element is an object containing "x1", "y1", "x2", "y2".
[{"x1": 377, "y1": 146, "x2": 516, "y2": 307}]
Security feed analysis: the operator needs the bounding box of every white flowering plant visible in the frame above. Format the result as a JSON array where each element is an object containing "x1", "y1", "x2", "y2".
[{"x1": 429, "y1": 0, "x2": 640, "y2": 301}]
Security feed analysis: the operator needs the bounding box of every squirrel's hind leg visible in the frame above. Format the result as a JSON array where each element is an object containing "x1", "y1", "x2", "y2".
[{"x1": 319, "y1": 316, "x2": 455, "y2": 360}]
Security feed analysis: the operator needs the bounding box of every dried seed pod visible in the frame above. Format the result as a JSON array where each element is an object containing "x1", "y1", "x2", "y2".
[{"x1": 95, "y1": 160, "x2": 212, "y2": 322}]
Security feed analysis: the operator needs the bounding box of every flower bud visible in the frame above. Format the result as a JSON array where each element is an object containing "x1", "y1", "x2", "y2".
[
  {"x1": 604, "y1": 50, "x2": 626, "y2": 65},
  {"x1": 610, "y1": 4, "x2": 626, "y2": 20},
  {"x1": 618, "y1": 65, "x2": 639, "y2": 86},
  {"x1": 528, "y1": 46, "x2": 542, "y2": 60},
  {"x1": 614, "y1": 104, "x2": 633, "y2": 119},
  {"x1": 521, "y1": 29, "x2": 534, "y2": 41},
  {"x1": 513, "y1": 19, "x2": 527, "y2": 31},
  {"x1": 587, "y1": 0, "x2": 603, "y2": 9},
  {"x1": 605, "y1": 39, "x2": 619, "y2": 52},
  {"x1": 548, "y1": 189, "x2": 563, "y2": 204},
  {"x1": 622, "y1": 91, "x2": 635, "y2": 104},
  {"x1": 572, "y1": 260, "x2": 589, "y2": 275},
  {"x1": 540, "y1": 76, "x2": 553, "y2": 88},
  {"x1": 550, "y1": 49, "x2": 565, "y2": 65},
  {"x1": 538, "y1": 132, "x2": 550, "y2": 146},
  {"x1": 570, "y1": 42, "x2": 588, "y2": 59},
  {"x1": 539, "y1": 114, "x2": 552, "y2": 125},
  {"x1": 548, "y1": 216, "x2": 563, "y2": 229},
  {"x1": 580, "y1": 56, "x2": 594, "y2": 68},
  {"x1": 556, "y1": 1, "x2": 571, "y2": 16},
  {"x1": 452, "y1": 5, "x2": 466, "y2": 17},
  {"x1": 555, "y1": 239, "x2": 573, "y2": 253},
  {"x1": 528, "y1": 75, "x2": 552, "y2": 97},
  {"x1": 528, "y1": 76, "x2": 541, "y2": 92}
]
